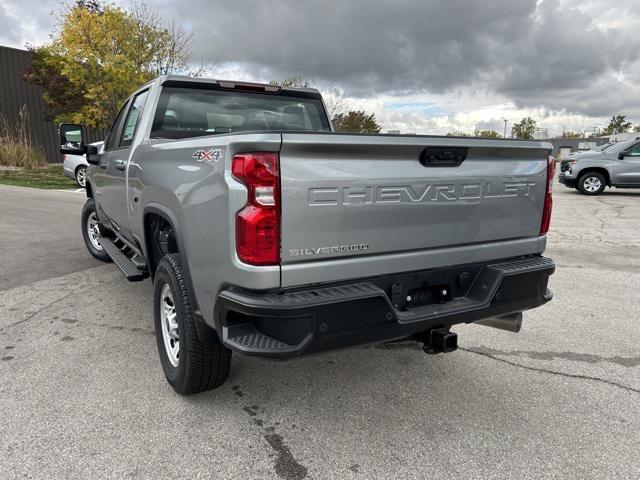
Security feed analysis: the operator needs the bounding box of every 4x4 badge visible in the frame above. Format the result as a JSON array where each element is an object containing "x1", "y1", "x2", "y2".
[{"x1": 192, "y1": 149, "x2": 222, "y2": 162}]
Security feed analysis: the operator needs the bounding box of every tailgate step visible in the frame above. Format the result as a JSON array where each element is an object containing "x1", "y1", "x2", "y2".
[{"x1": 99, "y1": 237, "x2": 149, "y2": 282}]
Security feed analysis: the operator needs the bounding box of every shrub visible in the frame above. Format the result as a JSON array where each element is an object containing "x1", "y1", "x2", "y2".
[{"x1": 0, "y1": 105, "x2": 46, "y2": 169}]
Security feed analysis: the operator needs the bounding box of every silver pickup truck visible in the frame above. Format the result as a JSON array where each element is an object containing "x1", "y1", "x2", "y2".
[
  {"x1": 559, "y1": 137, "x2": 640, "y2": 195},
  {"x1": 59, "y1": 76, "x2": 555, "y2": 395}
]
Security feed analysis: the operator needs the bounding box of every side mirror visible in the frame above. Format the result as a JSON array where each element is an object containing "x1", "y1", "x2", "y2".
[
  {"x1": 59, "y1": 123, "x2": 86, "y2": 155},
  {"x1": 618, "y1": 152, "x2": 627, "y2": 160},
  {"x1": 86, "y1": 144, "x2": 100, "y2": 165}
]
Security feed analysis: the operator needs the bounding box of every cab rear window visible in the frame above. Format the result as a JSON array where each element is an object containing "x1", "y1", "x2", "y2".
[{"x1": 151, "y1": 86, "x2": 331, "y2": 139}]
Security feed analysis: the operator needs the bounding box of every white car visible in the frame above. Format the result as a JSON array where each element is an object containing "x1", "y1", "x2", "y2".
[{"x1": 63, "y1": 141, "x2": 103, "y2": 187}]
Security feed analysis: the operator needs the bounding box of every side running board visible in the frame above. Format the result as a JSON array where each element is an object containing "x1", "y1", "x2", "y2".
[{"x1": 99, "y1": 236, "x2": 149, "y2": 282}]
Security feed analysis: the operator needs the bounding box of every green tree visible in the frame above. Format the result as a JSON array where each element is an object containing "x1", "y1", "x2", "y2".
[
  {"x1": 633, "y1": 125, "x2": 640, "y2": 133},
  {"x1": 511, "y1": 117, "x2": 537, "y2": 140},
  {"x1": 446, "y1": 131, "x2": 471, "y2": 137},
  {"x1": 602, "y1": 115, "x2": 632, "y2": 135},
  {"x1": 473, "y1": 129, "x2": 500, "y2": 138},
  {"x1": 560, "y1": 131, "x2": 584, "y2": 139},
  {"x1": 24, "y1": 0, "x2": 198, "y2": 128},
  {"x1": 332, "y1": 110, "x2": 381, "y2": 134}
]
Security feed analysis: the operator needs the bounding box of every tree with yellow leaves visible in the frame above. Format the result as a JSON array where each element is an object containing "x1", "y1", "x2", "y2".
[{"x1": 25, "y1": 0, "x2": 201, "y2": 128}]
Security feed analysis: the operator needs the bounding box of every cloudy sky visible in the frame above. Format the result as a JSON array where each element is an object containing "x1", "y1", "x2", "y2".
[{"x1": 1, "y1": 0, "x2": 639, "y2": 136}]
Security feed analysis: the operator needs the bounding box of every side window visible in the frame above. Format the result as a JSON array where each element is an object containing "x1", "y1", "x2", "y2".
[
  {"x1": 104, "y1": 101, "x2": 129, "y2": 151},
  {"x1": 120, "y1": 90, "x2": 149, "y2": 148},
  {"x1": 627, "y1": 142, "x2": 640, "y2": 157}
]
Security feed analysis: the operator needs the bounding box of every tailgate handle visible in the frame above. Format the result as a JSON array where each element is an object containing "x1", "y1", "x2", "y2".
[{"x1": 420, "y1": 147, "x2": 468, "y2": 167}]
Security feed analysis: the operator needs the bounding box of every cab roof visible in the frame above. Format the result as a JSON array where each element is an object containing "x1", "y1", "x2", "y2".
[{"x1": 158, "y1": 75, "x2": 323, "y2": 97}]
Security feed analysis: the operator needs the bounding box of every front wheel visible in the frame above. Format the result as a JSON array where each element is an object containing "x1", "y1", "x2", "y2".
[
  {"x1": 153, "y1": 254, "x2": 231, "y2": 395},
  {"x1": 578, "y1": 172, "x2": 606, "y2": 195},
  {"x1": 81, "y1": 199, "x2": 111, "y2": 262}
]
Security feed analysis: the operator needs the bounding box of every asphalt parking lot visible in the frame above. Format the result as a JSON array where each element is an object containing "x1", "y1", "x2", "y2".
[{"x1": 1, "y1": 181, "x2": 639, "y2": 479}]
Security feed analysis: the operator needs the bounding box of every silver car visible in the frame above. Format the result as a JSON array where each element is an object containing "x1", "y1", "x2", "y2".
[{"x1": 63, "y1": 141, "x2": 103, "y2": 187}]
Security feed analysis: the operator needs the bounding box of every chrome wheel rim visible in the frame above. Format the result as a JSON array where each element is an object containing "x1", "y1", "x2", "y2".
[
  {"x1": 584, "y1": 177, "x2": 602, "y2": 192},
  {"x1": 160, "y1": 283, "x2": 180, "y2": 367},
  {"x1": 87, "y1": 212, "x2": 103, "y2": 251},
  {"x1": 76, "y1": 167, "x2": 86, "y2": 187}
]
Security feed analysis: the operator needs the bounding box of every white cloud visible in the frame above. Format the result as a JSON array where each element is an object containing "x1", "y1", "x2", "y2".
[{"x1": 348, "y1": 91, "x2": 613, "y2": 137}]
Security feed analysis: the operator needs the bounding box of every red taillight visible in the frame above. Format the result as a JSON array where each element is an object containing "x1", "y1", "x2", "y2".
[
  {"x1": 540, "y1": 156, "x2": 555, "y2": 236},
  {"x1": 232, "y1": 152, "x2": 280, "y2": 265}
]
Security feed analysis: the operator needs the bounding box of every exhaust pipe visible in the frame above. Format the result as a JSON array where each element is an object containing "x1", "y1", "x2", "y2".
[{"x1": 475, "y1": 312, "x2": 523, "y2": 333}]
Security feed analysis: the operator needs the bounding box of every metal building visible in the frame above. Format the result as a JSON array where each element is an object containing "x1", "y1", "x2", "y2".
[{"x1": 0, "y1": 45, "x2": 104, "y2": 163}]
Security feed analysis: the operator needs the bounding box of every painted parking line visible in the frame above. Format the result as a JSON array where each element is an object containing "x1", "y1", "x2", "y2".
[{"x1": 51, "y1": 188, "x2": 85, "y2": 193}]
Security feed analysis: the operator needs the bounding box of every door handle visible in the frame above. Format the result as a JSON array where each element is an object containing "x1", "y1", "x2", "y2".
[{"x1": 114, "y1": 159, "x2": 125, "y2": 171}]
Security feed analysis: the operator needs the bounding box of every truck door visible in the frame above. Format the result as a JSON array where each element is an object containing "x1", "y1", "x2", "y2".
[
  {"x1": 614, "y1": 141, "x2": 640, "y2": 185},
  {"x1": 97, "y1": 90, "x2": 149, "y2": 237}
]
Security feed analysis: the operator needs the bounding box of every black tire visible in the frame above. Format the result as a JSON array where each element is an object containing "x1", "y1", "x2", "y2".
[
  {"x1": 578, "y1": 172, "x2": 606, "y2": 195},
  {"x1": 75, "y1": 166, "x2": 87, "y2": 187},
  {"x1": 81, "y1": 199, "x2": 111, "y2": 262},
  {"x1": 153, "y1": 254, "x2": 231, "y2": 395}
]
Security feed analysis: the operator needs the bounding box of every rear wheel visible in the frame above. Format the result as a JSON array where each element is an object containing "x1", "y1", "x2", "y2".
[
  {"x1": 153, "y1": 254, "x2": 231, "y2": 395},
  {"x1": 578, "y1": 172, "x2": 606, "y2": 195},
  {"x1": 75, "y1": 166, "x2": 87, "y2": 187},
  {"x1": 81, "y1": 199, "x2": 110, "y2": 262}
]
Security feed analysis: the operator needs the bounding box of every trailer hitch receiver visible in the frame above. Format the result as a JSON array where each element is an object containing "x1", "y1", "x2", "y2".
[{"x1": 422, "y1": 327, "x2": 458, "y2": 354}]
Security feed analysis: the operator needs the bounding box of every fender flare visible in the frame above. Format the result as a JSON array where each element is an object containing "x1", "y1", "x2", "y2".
[
  {"x1": 85, "y1": 179, "x2": 94, "y2": 199},
  {"x1": 141, "y1": 203, "x2": 184, "y2": 267},
  {"x1": 142, "y1": 203, "x2": 220, "y2": 346}
]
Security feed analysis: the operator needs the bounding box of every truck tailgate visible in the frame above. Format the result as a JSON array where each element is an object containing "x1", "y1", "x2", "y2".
[{"x1": 279, "y1": 134, "x2": 550, "y2": 269}]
